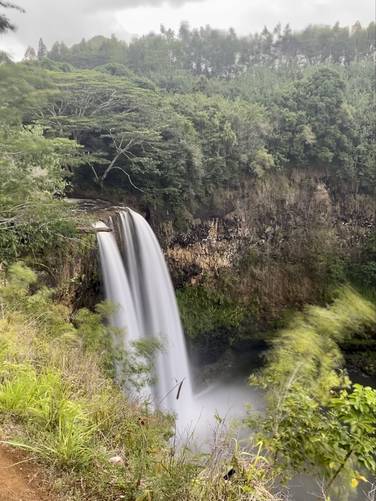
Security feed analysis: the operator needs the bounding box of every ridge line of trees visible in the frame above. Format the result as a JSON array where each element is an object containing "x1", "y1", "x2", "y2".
[{"x1": 41, "y1": 21, "x2": 376, "y2": 76}]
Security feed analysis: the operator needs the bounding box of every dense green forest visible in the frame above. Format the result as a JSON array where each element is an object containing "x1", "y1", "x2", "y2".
[
  {"x1": 0, "y1": 5, "x2": 376, "y2": 499},
  {"x1": 1, "y1": 22, "x2": 375, "y2": 322},
  {"x1": 2, "y1": 23, "x2": 375, "y2": 235}
]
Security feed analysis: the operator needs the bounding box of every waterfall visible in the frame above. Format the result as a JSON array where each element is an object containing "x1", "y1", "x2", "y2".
[
  {"x1": 95, "y1": 222, "x2": 140, "y2": 347},
  {"x1": 96, "y1": 222, "x2": 153, "y2": 401},
  {"x1": 96, "y1": 211, "x2": 194, "y2": 422}
]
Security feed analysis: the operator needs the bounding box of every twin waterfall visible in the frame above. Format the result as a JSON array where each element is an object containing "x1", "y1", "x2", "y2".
[{"x1": 96, "y1": 209, "x2": 194, "y2": 422}]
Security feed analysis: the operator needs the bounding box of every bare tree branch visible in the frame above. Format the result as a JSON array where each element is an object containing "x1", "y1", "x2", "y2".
[{"x1": 111, "y1": 166, "x2": 144, "y2": 192}]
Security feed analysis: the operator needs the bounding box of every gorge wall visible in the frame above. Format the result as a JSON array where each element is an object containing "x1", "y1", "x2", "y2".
[
  {"x1": 162, "y1": 170, "x2": 375, "y2": 351},
  {"x1": 64, "y1": 169, "x2": 375, "y2": 361}
]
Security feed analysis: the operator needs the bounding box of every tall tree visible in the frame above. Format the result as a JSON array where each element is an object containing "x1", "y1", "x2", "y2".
[
  {"x1": 37, "y1": 37, "x2": 48, "y2": 60},
  {"x1": 24, "y1": 46, "x2": 37, "y2": 61}
]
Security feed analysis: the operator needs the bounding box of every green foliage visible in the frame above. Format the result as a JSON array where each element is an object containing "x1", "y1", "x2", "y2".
[
  {"x1": 0, "y1": 264, "x2": 165, "y2": 485},
  {"x1": 330, "y1": 384, "x2": 376, "y2": 471},
  {"x1": 177, "y1": 285, "x2": 245, "y2": 339},
  {"x1": 269, "y1": 68, "x2": 357, "y2": 173},
  {"x1": 249, "y1": 287, "x2": 376, "y2": 496},
  {"x1": 188, "y1": 439, "x2": 285, "y2": 501},
  {"x1": 0, "y1": 264, "x2": 282, "y2": 500},
  {"x1": 349, "y1": 233, "x2": 376, "y2": 295},
  {"x1": 1, "y1": 368, "x2": 96, "y2": 469},
  {"x1": 47, "y1": 23, "x2": 375, "y2": 77},
  {"x1": 7, "y1": 261, "x2": 37, "y2": 286},
  {"x1": 50, "y1": 35, "x2": 128, "y2": 69},
  {"x1": 0, "y1": 63, "x2": 55, "y2": 125},
  {"x1": 75, "y1": 303, "x2": 112, "y2": 353},
  {"x1": 169, "y1": 93, "x2": 271, "y2": 186},
  {"x1": 251, "y1": 148, "x2": 276, "y2": 177},
  {"x1": 0, "y1": 124, "x2": 81, "y2": 264},
  {"x1": 1, "y1": 39, "x2": 374, "y2": 218},
  {"x1": 25, "y1": 68, "x2": 203, "y2": 212},
  {"x1": 1, "y1": 18, "x2": 374, "y2": 501},
  {"x1": 111, "y1": 335, "x2": 162, "y2": 395},
  {"x1": 39, "y1": 57, "x2": 74, "y2": 72}
]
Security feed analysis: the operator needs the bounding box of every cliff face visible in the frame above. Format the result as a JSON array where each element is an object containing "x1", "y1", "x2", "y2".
[
  {"x1": 163, "y1": 170, "x2": 375, "y2": 331},
  {"x1": 62, "y1": 169, "x2": 375, "y2": 347}
]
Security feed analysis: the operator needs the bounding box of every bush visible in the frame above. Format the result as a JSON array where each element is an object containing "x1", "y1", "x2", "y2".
[
  {"x1": 249, "y1": 287, "x2": 376, "y2": 498},
  {"x1": 177, "y1": 285, "x2": 245, "y2": 340}
]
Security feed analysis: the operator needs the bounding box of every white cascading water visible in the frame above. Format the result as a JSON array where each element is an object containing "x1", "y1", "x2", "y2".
[
  {"x1": 95, "y1": 222, "x2": 150, "y2": 399},
  {"x1": 95, "y1": 221, "x2": 140, "y2": 346},
  {"x1": 96, "y1": 211, "x2": 194, "y2": 423}
]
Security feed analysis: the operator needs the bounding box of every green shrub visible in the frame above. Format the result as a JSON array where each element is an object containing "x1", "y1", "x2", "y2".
[
  {"x1": 177, "y1": 285, "x2": 245, "y2": 339},
  {"x1": 249, "y1": 287, "x2": 376, "y2": 498}
]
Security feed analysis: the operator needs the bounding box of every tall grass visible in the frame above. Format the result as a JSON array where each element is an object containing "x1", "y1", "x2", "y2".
[{"x1": 0, "y1": 263, "x2": 284, "y2": 500}]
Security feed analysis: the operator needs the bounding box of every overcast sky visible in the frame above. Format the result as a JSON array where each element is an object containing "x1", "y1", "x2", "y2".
[{"x1": 1, "y1": 0, "x2": 374, "y2": 60}]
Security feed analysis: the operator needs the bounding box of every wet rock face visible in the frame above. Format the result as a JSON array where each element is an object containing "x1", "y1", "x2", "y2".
[
  {"x1": 164, "y1": 172, "x2": 375, "y2": 306},
  {"x1": 64, "y1": 171, "x2": 375, "y2": 319},
  {"x1": 169, "y1": 217, "x2": 241, "y2": 247}
]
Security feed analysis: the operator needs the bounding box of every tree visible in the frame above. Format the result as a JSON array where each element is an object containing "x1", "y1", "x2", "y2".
[
  {"x1": 0, "y1": 50, "x2": 11, "y2": 63},
  {"x1": 0, "y1": 1, "x2": 24, "y2": 34},
  {"x1": 298, "y1": 68, "x2": 355, "y2": 169},
  {"x1": 48, "y1": 36, "x2": 128, "y2": 69},
  {"x1": 0, "y1": 125, "x2": 81, "y2": 263},
  {"x1": 0, "y1": 63, "x2": 55, "y2": 125},
  {"x1": 49, "y1": 41, "x2": 62, "y2": 60},
  {"x1": 23, "y1": 46, "x2": 37, "y2": 61},
  {"x1": 269, "y1": 68, "x2": 356, "y2": 173},
  {"x1": 31, "y1": 70, "x2": 205, "y2": 213},
  {"x1": 37, "y1": 38, "x2": 47, "y2": 60}
]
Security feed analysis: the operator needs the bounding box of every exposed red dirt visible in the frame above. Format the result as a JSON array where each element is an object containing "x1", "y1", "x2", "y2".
[{"x1": 0, "y1": 444, "x2": 52, "y2": 501}]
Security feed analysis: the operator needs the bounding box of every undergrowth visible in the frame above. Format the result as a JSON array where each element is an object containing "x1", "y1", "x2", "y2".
[
  {"x1": 249, "y1": 287, "x2": 376, "y2": 500},
  {"x1": 0, "y1": 263, "x2": 284, "y2": 500}
]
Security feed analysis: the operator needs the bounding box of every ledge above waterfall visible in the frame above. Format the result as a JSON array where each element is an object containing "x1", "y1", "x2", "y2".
[{"x1": 93, "y1": 222, "x2": 112, "y2": 233}]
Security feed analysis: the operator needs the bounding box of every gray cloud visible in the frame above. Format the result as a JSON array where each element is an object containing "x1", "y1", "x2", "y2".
[
  {"x1": 84, "y1": 0, "x2": 204, "y2": 11},
  {"x1": 236, "y1": 0, "x2": 373, "y2": 35},
  {"x1": 1, "y1": 0, "x2": 204, "y2": 50}
]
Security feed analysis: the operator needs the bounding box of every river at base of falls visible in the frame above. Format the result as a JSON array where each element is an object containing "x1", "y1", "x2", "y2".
[{"x1": 184, "y1": 345, "x2": 375, "y2": 501}]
